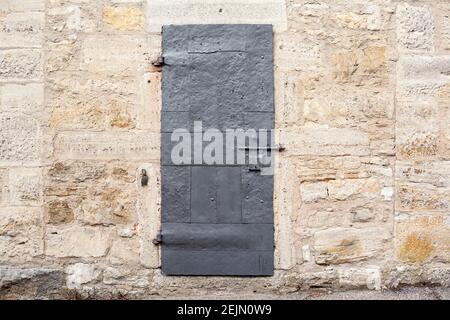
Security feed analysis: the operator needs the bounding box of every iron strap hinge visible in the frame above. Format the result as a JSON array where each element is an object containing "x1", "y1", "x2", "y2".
[
  {"x1": 152, "y1": 56, "x2": 165, "y2": 67},
  {"x1": 152, "y1": 233, "x2": 163, "y2": 245}
]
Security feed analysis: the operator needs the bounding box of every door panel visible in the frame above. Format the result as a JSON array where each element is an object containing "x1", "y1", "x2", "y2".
[{"x1": 161, "y1": 24, "x2": 274, "y2": 276}]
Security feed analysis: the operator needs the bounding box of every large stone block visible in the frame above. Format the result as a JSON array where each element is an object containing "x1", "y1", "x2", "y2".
[
  {"x1": 314, "y1": 227, "x2": 391, "y2": 265},
  {"x1": 53, "y1": 132, "x2": 159, "y2": 161},
  {"x1": 0, "y1": 207, "x2": 44, "y2": 261},
  {"x1": 0, "y1": 115, "x2": 40, "y2": 165},
  {"x1": 396, "y1": 3, "x2": 435, "y2": 51},
  {"x1": 8, "y1": 168, "x2": 42, "y2": 206},
  {"x1": 44, "y1": 161, "x2": 138, "y2": 227},
  {"x1": 396, "y1": 183, "x2": 449, "y2": 212},
  {"x1": 0, "y1": 12, "x2": 44, "y2": 47},
  {"x1": 103, "y1": 6, "x2": 143, "y2": 31},
  {"x1": 47, "y1": 73, "x2": 138, "y2": 130},
  {"x1": 145, "y1": 0, "x2": 287, "y2": 33},
  {"x1": 0, "y1": 0, "x2": 45, "y2": 12},
  {"x1": 0, "y1": 49, "x2": 42, "y2": 81},
  {"x1": 395, "y1": 213, "x2": 449, "y2": 264},
  {"x1": 46, "y1": 225, "x2": 114, "y2": 258},
  {"x1": 66, "y1": 263, "x2": 100, "y2": 289},
  {"x1": 1, "y1": 83, "x2": 44, "y2": 114},
  {"x1": 137, "y1": 164, "x2": 161, "y2": 269},
  {"x1": 281, "y1": 127, "x2": 370, "y2": 156},
  {"x1": 80, "y1": 35, "x2": 160, "y2": 74}
]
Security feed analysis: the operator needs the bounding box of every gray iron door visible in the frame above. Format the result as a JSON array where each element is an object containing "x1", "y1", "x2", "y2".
[{"x1": 161, "y1": 25, "x2": 274, "y2": 276}]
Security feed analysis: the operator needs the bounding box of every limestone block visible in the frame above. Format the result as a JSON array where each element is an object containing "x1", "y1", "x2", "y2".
[
  {"x1": 80, "y1": 35, "x2": 160, "y2": 74},
  {"x1": 0, "y1": 49, "x2": 42, "y2": 81},
  {"x1": 396, "y1": 161, "x2": 450, "y2": 188},
  {"x1": 145, "y1": 0, "x2": 287, "y2": 33},
  {"x1": 103, "y1": 6, "x2": 143, "y2": 31},
  {"x1": 281, "y1": 127, "x2": 370, "y2": 157},
  {"x1": 0, "y1": 12, "x2": 44, "y2": 47},
  {"x1": 300, "y1": 182, "x2": 328, "y2": 203},
  {"x1": 66, "y1": 263, "x2": 100, "y2": 289},
  {"x1": 0, "y1": 115, "x2": 40, "y2": 165},
  {"x1": 0, "y1": 169, "x2": 7, "y2": 205},
  {"x1": 109, "y1": 238, "x2": 140, "y2": 265},
  {"x1": 395, "y1": 213, "x2": 449, "y2": 264},
  {"x1": 273, "y1": 157, "x2": 298, "y2": 270},
  {"x1": 103, "y1": 267, "x2": 151, "y2": 288},
  {"x1": 396, "y1": 3, "x2": 434, "y2": 51},
  {"x1": 53, "y1": 132, "x2": 159, "y2": 161},
  {"x1": 0, "y1": 207, "x2": 44, "y2": 260},
  {"x1": 137, "y1": 72, "x2": 161, "y2": 131},
  {"x1": 47, "y1": 4, "x2": 98, "y2": 34},
  {"x1": 397, "y1": 183, "x2": 449, "y2": 212},
  {"x1": 1, "y1": 83, "x2": 44, "y2": 114},
  {"x1": 8, "y1": 168, "x2": 42, "y2": 206},
  {"x1": 397, "y1": 55, "x2": 450, "y2": 93},
  {"x1": 330, "y1": 47, "x2": 387, "y2": 85},
  {"x1": 2, "y1": 0, "x2": 45, "y2": 11},
  {"x1": 274, "y1": 71, "x2": 304, "y2": 128},
  {"x1": 137, "y1": 163, "x2": 161, "y2": 269},
  {"x1": 314, "y1": 227, "x2": 391, "y2": 265},
  {"x1": 47, "y1": 73, "x2": 138, "y2": 130},
  {"x1": 46, "y1": 225, "x2": 114, "y2": 258},
  {"x1": 338, "y1": 266, "x2": 381, "y2": 290},
  {"x1": 274, "y1": 33, "x2": 321, "y2": 73}
]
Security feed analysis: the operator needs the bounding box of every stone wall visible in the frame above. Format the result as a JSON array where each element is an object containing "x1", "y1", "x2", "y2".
[{"x1": 0, "y1": 0, "x2": 448, "y2": 299}]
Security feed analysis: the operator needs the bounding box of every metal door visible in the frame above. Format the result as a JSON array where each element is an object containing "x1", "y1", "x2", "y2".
[{"x1": 160, "y1": 25, "x2": 274, "y2": 276}]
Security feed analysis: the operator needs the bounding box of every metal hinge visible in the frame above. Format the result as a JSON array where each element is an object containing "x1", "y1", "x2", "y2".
[
  {"x1": 152, "y1": 233, "x2": 163, "y2": 245},
  {"x1": 152, "y1": 56, "x2": 165, "y2": 67}
]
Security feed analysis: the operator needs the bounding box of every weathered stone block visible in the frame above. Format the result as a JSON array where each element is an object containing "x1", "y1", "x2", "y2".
[
  {"x1": 281, "y1": 128, "x2": 370, "y2": 156},
  {"x1": 47, "y1": 4, "x2": 98, "y2": 34},
  {"x1": 80, "y1": 35, "x2": 160, "y2": 74},
  {"x1": 47, "y1": 73, "x2": 138, "y2": 129},
  {"x1": 395, "y1": 213, "x2": 449, "y2": 264},
  {"x1": 0, "y1": 207, "x2": 44, "y2": 260},
  {"x1": 0, "y1": 49, "x2": 42, "y2": 81},
  {"x1": 314, "y1": 227, "x2": 391, "y2": 265},
  {"x1": 0, "y1": 267, "x2": 64, "y2": 300},
  {"x1": 137, "y1": 164, "x2": 161, "y2": 269},
  {"x1": 397, "y1": 183, "x2": 449, "y2": 212},
  {"x1": 53, "y1": 132, "x2": 159, "y2": 161},
  {"x1": 66, "y1": 263, "x2": 100, "y2": 289},
  {"x1": 330, "y1": 47, "x2": 387, "y2": 85},
  {"x1": 338, "y1": 266, "x2": 381, "y2": 290},
  {"x1": 146, "y1": 0, "x2": 287, "y2": 33},
  {"x1": 8, "y1": 168, "x2": 42, "y2": 206},
  {"x1": 0, "y1": 12, "x2": 44, "y2": 47},
  {"x1": 0, "y1": 0, "x2": 45, "y2": 12},
  {"x1": 103, "y1": 267, "x2": 151, "y2": 288},
  {"x1": 103, "y1": 6, "x2": 143, "y2": 31},
  {"x1": 109, "y1": 238, "x2": 140, "y2": 265},
  {"x1": 300, "y1": 182, "x2": 328, "y2": 203},
  {"x1": 46, "y1": 200, "x2": 75, "y2": 225},
  {"x1": 1, "y1": 83, "x2": 44, "y2": 114},
  {"x1": 46, "y1": 225, "x2": 114, "y2": 258},
  {"x1": 0, "y1": 115, "x2": 40, "y2": 165},
  {"x1": 396, "y1": 3, "x2": 435, "y2": 51},
  {"x1": 137, "y1": 72, "x2": 161, "y2": 131}
]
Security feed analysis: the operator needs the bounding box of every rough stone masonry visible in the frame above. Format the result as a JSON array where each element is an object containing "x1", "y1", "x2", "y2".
[{"x1": 0, "y1": 0, "x2": 449, "y2": 299}]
